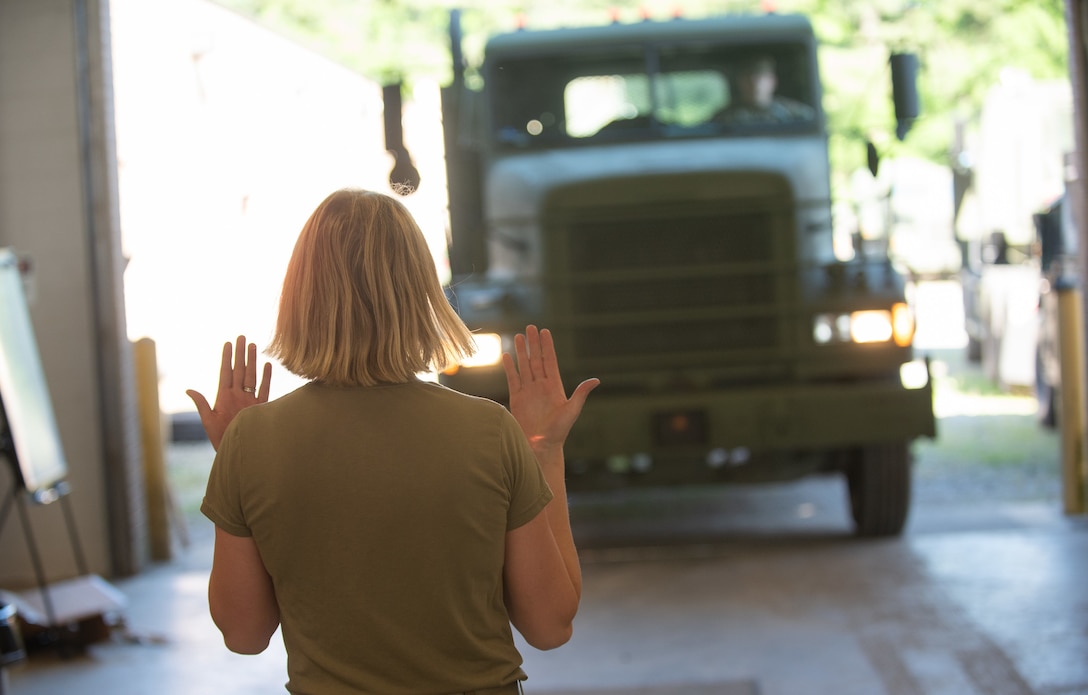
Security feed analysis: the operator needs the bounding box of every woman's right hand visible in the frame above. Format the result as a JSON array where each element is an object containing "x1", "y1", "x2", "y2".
[{"x1": 186, "y1": 335, "x2": 272, "y2": 451}]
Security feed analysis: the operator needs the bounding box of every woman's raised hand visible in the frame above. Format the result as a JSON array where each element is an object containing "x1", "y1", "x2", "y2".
[
  {"x1": 502, "y1": 325, "x2": 599, "y2": 455},
  {"x1": 186, "y1": 335, "x2": 272, "y2": 451}
]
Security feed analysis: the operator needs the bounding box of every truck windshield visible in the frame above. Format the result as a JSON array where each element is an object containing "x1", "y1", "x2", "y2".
[{"x1": 489, "y1": 40, "x2": 819, "y2": 149}]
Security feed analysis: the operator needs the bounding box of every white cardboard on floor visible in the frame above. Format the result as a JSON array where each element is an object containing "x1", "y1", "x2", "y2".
[{"x1": 0, "y1": 574, "x2": 126, "y2": 626}]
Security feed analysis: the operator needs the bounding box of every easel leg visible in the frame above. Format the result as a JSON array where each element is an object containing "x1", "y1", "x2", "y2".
[
  {"x1": 0, "y1": 492, "x2": 13, "y2": 540},
  {"x1": 1, "y1": 472, "x2": 95, "y2": 657},
  {"x1": 12, "y1": 491, "x2": 62, "y2": 644},
  {"x1": 59, "y1": 493, "x2": 88, "y2": 576},
  {"x1": 0, "y1": 484, "x2": 86, "y2": 656}
]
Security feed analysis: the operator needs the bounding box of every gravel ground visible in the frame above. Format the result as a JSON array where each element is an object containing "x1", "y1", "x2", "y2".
[{"x1": 912, "y1": 348, "x2": 1061, "y2": 507}]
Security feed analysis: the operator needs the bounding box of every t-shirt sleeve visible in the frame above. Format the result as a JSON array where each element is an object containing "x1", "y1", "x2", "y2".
[
  {"x1": 499, "y1": 410, "x2": 554, "y2": 531},
  {"x1": 200, "y1": 420, "x2": 252, "y2": 537}
]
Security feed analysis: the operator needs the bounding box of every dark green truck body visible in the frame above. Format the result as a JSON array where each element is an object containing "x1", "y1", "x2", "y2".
[{"x1": 436, "y1": 12, "x2": 936, "y2": 535}]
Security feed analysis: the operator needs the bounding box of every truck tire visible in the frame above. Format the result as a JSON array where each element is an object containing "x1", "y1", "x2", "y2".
[
  {"x1": 845, "y1": 443, "x2": 911, "y2": 537},
  {"x1": 1035, "y1": 350, "x2": 1058, "y2": 429},
  {"x1": 966, "y1": 334, "x2": 981, "y2": 363}
]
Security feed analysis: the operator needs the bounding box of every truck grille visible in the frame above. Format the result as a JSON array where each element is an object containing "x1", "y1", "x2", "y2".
[{"x1": 544, "y1": 176, "x2": 795, "y2": 372}]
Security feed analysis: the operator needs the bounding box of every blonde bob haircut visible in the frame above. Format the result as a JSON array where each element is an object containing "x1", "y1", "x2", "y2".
[{"x1": 268, "y1": 188, "x2": 476, "y2": 386}]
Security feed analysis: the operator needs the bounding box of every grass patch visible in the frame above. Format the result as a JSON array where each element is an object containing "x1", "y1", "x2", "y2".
[
  {"x1": 165, "y1": 440, "x2": 215, "y2": 522},
  {"x1": 915, "y1": 350, "x2": 1059, "y2": 481},
  {"x1": 915, "y1": 413, "x2": 1059, "y2": 471}
]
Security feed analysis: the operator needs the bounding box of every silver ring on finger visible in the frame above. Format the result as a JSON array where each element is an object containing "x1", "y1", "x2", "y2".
[{"x1": 242, "y1": 386, "x2": 256, "y2": 394}]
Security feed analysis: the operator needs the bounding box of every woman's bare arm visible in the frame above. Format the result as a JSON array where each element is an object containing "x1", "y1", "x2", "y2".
[
  {"x1": 501, "y1": 325, "x2": 598, "y2": 649},
  {"x1": 208, "y1": 527, "x2": 280, "y2": 654}
]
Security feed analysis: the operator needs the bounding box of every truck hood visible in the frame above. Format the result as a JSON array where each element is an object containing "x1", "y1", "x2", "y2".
[{"x1": 486, "y1": 136, "x2": 832, "y2": 221}]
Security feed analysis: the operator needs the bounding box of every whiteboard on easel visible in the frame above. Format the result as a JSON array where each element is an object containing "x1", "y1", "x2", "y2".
[{"x1": 0, "y1": 248, "x2": 69, "y2": 500}]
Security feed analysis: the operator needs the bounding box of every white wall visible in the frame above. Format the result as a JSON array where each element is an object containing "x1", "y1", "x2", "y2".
[
  {"x1": 111, "y1": 0, "x2": 450, "y2": 414},
  {"x1": 0, "y1": 0, "x2": 130, "y2": 585}
]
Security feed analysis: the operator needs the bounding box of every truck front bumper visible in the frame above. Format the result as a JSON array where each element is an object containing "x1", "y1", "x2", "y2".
[{"x1": 564, "y1": 362, "x2": 935, "y2": 463}]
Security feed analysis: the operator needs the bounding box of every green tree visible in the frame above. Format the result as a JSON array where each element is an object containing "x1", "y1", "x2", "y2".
[
  {"x1": 212, "y1": 0, "x2": 1070, "y2": 184},
  {"x1": 800, "y1": 0, "x2": 1068, "y2": 179}
]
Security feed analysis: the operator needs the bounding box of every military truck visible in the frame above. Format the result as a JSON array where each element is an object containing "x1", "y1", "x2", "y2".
[{"x1": 432, "y1": 10, "x2": 935, "y2": 536}]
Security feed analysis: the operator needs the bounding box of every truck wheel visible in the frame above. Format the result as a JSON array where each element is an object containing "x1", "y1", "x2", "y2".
[
  {"x1": 966, "y1": 334, "x2": 981, "y2": 363},
  {"x1": 845, "y1": 443, "x2": 911, "y2": 537},
  {"x1": 1035, "y1": 351, "x2": 1058, "y2": 429}
]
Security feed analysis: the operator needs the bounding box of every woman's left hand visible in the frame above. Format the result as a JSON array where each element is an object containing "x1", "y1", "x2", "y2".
[
  {"x1": 502, "y1": 325, "x2": 598, "y2": 456},
  {"x1": 186, "y1": 335, "x2": 272, "y2": 451}
]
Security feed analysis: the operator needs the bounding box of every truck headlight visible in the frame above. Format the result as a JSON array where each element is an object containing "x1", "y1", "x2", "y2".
[
  {"x1": 443, "y1": 332, "x2": 505, "y2": 374},
  {"x1": 849, "y1": 310, "x2": 893, "y2": 343},
  {"x1": 891, "y1": 303, "x2": 915, "y2": 347},
  {"x1": 813, "y1": 303, "x2": 914, "y2": 347}
]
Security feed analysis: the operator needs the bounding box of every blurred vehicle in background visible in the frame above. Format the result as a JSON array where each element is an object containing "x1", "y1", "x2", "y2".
[
  {"x1": 850, "y1": 157, "x2": 961, "y2": 281},
  {"x1": 954, "y1": 70, "x2": 1074, "y2": 393},
  {"x1": 1034, "y1": 192, "x2": 1080, "y2": 428},
  {"x1": 960, "y1": 231, "x2": 1041, "y2": 391}
]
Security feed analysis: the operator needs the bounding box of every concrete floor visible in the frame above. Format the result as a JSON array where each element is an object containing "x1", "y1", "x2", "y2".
[
  {"x1": 3, "y1": 474, "x2": 1087, "y2": 695},
  {"x1": 4, "y1": 280, "x2": 1085, "y2": 694}
]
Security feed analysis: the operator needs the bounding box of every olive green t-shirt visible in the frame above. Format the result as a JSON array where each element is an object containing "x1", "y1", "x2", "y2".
[{"x1": 201, "y1": 379, "x2": 553, "y2": 695}]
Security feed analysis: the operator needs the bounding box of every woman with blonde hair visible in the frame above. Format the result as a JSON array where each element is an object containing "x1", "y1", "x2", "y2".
[{"x1": 187, "y1": 188, "x2": 598, "y2": 694}]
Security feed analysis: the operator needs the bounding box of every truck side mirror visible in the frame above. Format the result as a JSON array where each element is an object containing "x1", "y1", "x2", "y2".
[
  {"x1": 866, "y1": 140, "x2": 880, "y2": 177},
  {"x1": 382, "y1": 82, "x2": 421, "y2": 194},
  {"x1": 890, "y1": 52, "x2": 920, "y2": 141}
]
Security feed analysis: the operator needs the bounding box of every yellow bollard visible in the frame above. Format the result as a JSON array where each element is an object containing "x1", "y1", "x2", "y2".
[
  {"x1": 133, "y1": 338, "x2": 173, "y2": 560},
  {"x1": 1057, "y1": 288, "x2": 1088, "y2": 514}
]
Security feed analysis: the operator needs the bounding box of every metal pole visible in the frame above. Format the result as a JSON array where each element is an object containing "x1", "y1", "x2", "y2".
[
  {"x1": 1065, "y1": 0, "x2": 1088, "y2": 513},
  {"x1": 1059, "y1": 287, "x2": 1088, "y2": 514}
]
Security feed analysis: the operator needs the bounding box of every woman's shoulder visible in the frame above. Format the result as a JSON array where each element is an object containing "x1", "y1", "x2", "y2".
[
  {"x1": 252, "y1": 379, "x2": 513, "y2": 429},
  {"x1": 416, "y1": 379, "x2": 508, "y2": 413}
]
